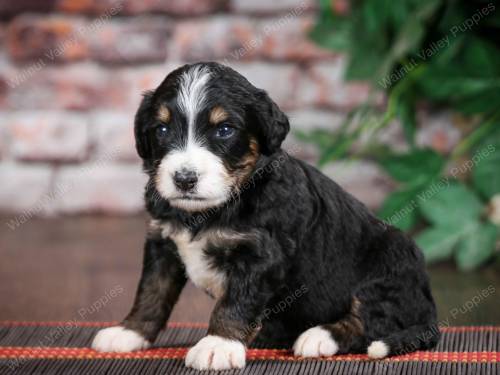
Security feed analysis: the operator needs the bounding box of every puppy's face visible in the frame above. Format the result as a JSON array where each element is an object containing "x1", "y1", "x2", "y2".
[{"x1": 134, "y1": 63, "x2": 290, "y2": 212}]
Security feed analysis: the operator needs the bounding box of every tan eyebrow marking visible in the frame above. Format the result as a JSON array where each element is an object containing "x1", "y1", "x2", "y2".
[
  {"x1": 209, "y1": 106, "x2": 229, "y2": 125},
  {"x1": 157, "y1": 105, "x2": 171, "y2": 123}
]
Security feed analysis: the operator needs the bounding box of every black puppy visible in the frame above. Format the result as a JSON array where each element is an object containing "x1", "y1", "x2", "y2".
[{"x1": 92, "y1": 62, "x2": 439, "y2": 370}]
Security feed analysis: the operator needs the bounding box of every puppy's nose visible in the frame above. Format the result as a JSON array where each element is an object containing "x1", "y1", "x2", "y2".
[{"x1": 174, "y1": 169, "x2": 198, "y2": 192}]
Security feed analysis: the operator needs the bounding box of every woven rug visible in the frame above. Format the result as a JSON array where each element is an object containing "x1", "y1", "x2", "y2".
[{"x1": 0, "y1": 322, "x2": 498, "y2": 374}]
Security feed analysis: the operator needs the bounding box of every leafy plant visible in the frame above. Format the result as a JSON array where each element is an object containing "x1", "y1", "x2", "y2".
[
  {"x1": 416, "y1": 182, "x2": 496, "y2": 271},
  {"x1": 305, "y1": 0, "x2": 500, "y2": 269},
  {"x1": 375, "y1": 136, "x2": 500, "y2": 271}
]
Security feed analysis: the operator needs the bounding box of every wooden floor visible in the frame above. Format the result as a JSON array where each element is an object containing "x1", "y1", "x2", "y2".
[{"x1": 0, "y1": 215, "x2": 499, "y2": 325}]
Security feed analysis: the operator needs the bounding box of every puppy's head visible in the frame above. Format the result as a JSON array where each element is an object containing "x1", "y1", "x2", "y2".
[{"x1": 135, "y1": 62, "x2": 290, "y2": 212}]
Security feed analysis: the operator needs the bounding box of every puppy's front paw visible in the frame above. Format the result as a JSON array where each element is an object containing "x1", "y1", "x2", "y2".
[
  {"x1": 185, "y1": 335, "x2": 246, "y2": 370},
  {"x1": 92, "y1": 326, "x2": 150, "y2": 352},
  {"x1": 293, "y1": 326, "x2": 338, "y2": 357}
]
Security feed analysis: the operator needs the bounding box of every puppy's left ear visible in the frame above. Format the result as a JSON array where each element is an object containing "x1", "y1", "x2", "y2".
[
  {"x1": 134, "y1": 91, "x2": 154, "y2": 159},
  {"x1": 252, "y1": 89, "x2": 290, "y2": 155}
]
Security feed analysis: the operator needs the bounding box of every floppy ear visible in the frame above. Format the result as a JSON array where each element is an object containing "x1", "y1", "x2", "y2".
[
  {"x1": 134, "y1": 91, "x2": 154, "y2": 159},
  {"x1": 252, "y1": 89, "x2": 290, "y2": 155}
]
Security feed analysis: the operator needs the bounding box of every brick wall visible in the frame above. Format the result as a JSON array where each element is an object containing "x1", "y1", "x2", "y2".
[{"x1": 0, "y1": 0, "x2": 460, "y2": 218}]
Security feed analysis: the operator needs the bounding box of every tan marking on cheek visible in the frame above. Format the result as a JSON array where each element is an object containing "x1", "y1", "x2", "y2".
[
  {"x1": 157, "y1": 105, "x2": 171, "y2": 123},
  {"x1": 240, "y1": 138, "x2": 260, "y2": 172},
  {"x1": 231, "y1": 137, "x2": 261, "y2": 188},
  {"x1": 209, "y1": 106, "x2": 229, "y2": 125},
  {"x1": 248, "y1": 138, "x2": 260, "y2": 158},
  {"x1": 219, "y1": 137, "x2": 261, "y2": 197}
]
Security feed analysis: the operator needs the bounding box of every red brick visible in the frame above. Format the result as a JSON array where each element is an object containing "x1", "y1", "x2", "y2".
[
  {"x1": 6, "y1": 15, "x2": 88, "y2": 62},
  {"x1": 0, "y1": 162, "x2": 53, "y2": 215},
  {"x1": 298, "y1": 59, "x2": 371, "y2": 110},
  {"x1": 5, "y1": 111, "x2": 89, "y2": 162},
  {"x1": 287, "y1": 109, "x2": 344, "y2": 132},
  {"x1": 0, "y1": 70, "x2": 8, "y2": 109},
  {"x1": 123, "y1": 0, "x2": 228, "y2": 16},
  {"x1": 2, "y1": 61, "x2": 42, "y2": 92},
  {"x1": 56, "y1": 0, "x2": 123, "y2": 15},
  {"x1": 258, "y1": 16, "x2": 335, "y2": 61},
  {"x1": 226, "y1": 62, "x2": 300, "y2": 109},
  {"x1": 121, "y1": 64, "x2": 178, "y2": 109},
  {"x1": 0, "y1": 22, "x2": 5, "y2": 47},
  {"x1": 169, "y1": 17, "x2": 257, "y2": 62},
  {"x1": 0, "y1": 120, "x2": 5, "y2": 159},
  {"x1": 90, "y1": 111, "x2": 140, "y2": 162},
  {"x1": 56, "y1": 0, "x2": 226, "y2": 16},
  {"x1": 6, "y1": 63, "x2": 128, "y2": 110},
  {"x1": 169, "y1": 15, "x2": 332, "y2": 63},
  {"x1": 88, "y1": 18, "x2": 170, "y2": 64},
  {"x1": 52, "y1": 164, "x2": 147, "y2": 214},
  {"x1": 231, "y1": 0, "x2": 315, "y2": 14},
  {"x1": 0, "y1": 0, "x2": 56, "y2": 16}
]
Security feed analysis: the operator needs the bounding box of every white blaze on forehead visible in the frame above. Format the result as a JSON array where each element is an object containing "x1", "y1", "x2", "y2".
[{"x1": 177, "y1": 65, "x2": 211, "y2": 143}]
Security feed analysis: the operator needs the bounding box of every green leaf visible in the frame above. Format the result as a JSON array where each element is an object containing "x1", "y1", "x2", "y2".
[
  {"x1": 420, "y1": 72, "x2": 500, "y2": 101},
  {"x1": 457, "y1": 89, "x2": 500, "y2": 114},
  {"x1": 472, "y1": 142, "x2": 500, "y2": 200},
  {"x1": 417, "y1": 38, "x2": 500, "y2": 113},
  {"x1": 455, "y1": 222, "x2": 498, "y2": 271},
  {"x1": 309, "y1": 0, "x2": 351, "y2": 51},
  {"x1": 309, "y1": 19, "x2": 351, "y2": 51},
  {"x1": 318, "y1": 134, "x2": 358, "y2": 166},
  {"x1": 419, "y1": 183, "x2": 484, "y2": 227},
  {"x1": 375, "y1": 0, "x2": 440, "y2": 82},
  {"x1": 395, "y1": 94, "x2": 417, "y2": 146},
  {"x1": 462, "y1": 38, "x2": 500, "y2": 77},
  {"x1": 378, "y1": 185, "x2": 422, "y2": 230},
  {"x1": 452, "y1": 112, "x2": 500, "y2": 158},
  {"x1": 379, "y1": 148, "x2": 444, "y2": 184},
  {"x1": 345, "y1": 51, "x2": 387, "y2": 81},
  {"x1": 415, "y1": 225, "x2": 463, "y2": 263}
]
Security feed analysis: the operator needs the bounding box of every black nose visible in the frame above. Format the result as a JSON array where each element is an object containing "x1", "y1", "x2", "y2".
[{"x1": 174, "y1": 169, "x2": 198, "y2": 192}]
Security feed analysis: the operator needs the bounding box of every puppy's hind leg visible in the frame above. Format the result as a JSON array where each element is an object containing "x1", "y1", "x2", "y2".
[
  {"x1": 293, "y1": 298, "x2": 365, "y2": 357},
  {"x1": 356, "y1": 275, "x2": 439, "y2": 358}
]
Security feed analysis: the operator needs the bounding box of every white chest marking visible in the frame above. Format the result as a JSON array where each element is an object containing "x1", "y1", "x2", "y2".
[{"x1": 160, "y1": 223, "x2": 226, "y2": 298}]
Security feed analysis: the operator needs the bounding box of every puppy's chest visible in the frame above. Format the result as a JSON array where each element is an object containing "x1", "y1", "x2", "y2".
[{"x1": 160, "y1": 225, "x2": 227, "y2": 298}]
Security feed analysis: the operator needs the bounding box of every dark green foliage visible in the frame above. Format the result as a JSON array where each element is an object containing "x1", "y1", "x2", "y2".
[{"x1": 305, "y1": 0, "x2": 500, "y2": 269}]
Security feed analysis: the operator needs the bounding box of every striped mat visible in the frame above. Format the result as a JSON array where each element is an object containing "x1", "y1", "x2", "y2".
[{"x1": 0, "y1": 322, "x2": 498, "y2": 374}]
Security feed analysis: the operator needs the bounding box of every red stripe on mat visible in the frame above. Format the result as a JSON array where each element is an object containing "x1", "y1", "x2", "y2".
[
  {"x1": 0, "y1": 321, "x2": 499, "y2": 332},
  {"x1": 0, "y1": 347, "x2": 498, "y2": 362}
]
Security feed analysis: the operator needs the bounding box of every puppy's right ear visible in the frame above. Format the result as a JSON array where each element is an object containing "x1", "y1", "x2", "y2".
[
  {"x1": 252, "y1": 89, "x2": 290, "y2": 156},
  {"x1": 134, "y1": 91, "x2": 154, "y2": 159}
]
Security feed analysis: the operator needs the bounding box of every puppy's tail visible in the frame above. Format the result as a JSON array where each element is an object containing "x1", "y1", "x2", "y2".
[{"x1": 366, "y1": 323, "x2": 440, "y2": 359}]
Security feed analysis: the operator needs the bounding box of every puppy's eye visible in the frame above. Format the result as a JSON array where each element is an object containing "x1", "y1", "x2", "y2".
[
  {"x1": 155, "y1": 125, "x2": 169, "y2": 140},
  {"x1": 215, "y1": 124, "x2": 235, "y2": 139}
]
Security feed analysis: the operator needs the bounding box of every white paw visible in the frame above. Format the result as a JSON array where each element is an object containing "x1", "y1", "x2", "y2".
[
  {"x1": 367, "y1": 340, "x2": 389, "y2": 359},
  {"x1": 185, "y1": 335, "x2": 246, "y2": 370},
  {"x1": 293, "y1": 326, "x2": 339, "y2": 357},
  {"x1": 91, "y1": 326, "x2": 150, "y2": 352}
]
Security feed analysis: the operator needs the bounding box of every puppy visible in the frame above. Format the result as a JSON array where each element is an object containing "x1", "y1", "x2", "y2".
[{"x1": 92, "y1": 62, "x2": 439, "y2": 370}]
